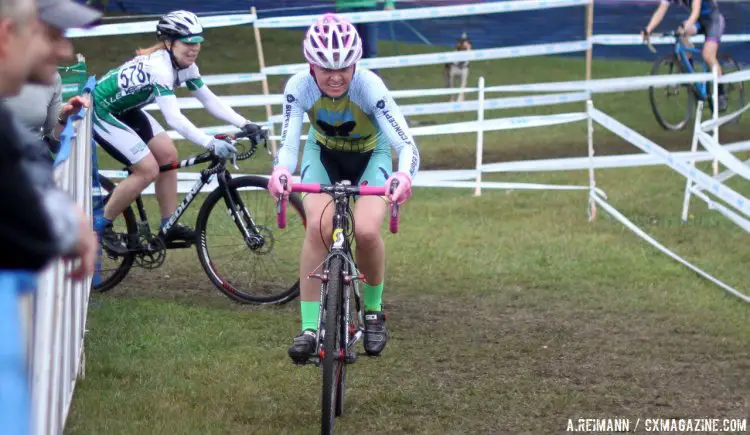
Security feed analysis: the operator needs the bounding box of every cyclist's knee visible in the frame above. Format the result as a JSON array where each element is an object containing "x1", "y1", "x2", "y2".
[
  {"x1": 354, "y1": 223, "x2": 382, "y2": 248},
  {"x1": 148, "y1": 134, "x2": 178, "y2": 165},
  {"x1": 132, "y1": 155, "x2": 159, "y2": 183},
  {"x1": 305, "y1": 218, "x2": 333, "y2": 250},
  {"x1": 702, "y1": 46, "x2": 718, "y2": 66}
]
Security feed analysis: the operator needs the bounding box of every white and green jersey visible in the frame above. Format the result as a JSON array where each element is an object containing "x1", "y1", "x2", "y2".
[{"x1": 93, "y1": 49, "x2": 204, "y2": 115}]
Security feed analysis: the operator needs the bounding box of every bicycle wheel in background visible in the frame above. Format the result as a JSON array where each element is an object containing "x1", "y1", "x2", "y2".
[
  {"x1": 195, "y1": 175, "x2": 305, "y2": 305},
  {"x1": 93, "y1": 174, "x2": 137, "y2": 293},
  {"x1": 649, "y1": 54, "x2": 696, "y2": 131}
]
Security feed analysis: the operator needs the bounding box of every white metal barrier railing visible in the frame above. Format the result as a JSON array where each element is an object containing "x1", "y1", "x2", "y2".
[{"x1": 22, "y1": 76, "x2": 96, "y2": 435}]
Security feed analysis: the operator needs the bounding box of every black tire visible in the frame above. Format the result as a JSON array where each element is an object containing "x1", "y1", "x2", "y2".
[
  {"x1": 708, "y1": 53, "x2": 745, "y2": 122},
  {"x1": 322, "y1": 256, "x2": 344, "y2": 435},
  {"x1": 92, "y1": 174, "x2": 137, "y2": 293},
  {"x1": 195, "y1": 175, "x2": 304, "y2": 305},
  {"x1": 649, "y1": 54, "x2": 695, "y2": 131}
]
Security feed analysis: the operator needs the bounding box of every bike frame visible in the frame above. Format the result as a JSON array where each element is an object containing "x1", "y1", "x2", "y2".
[
  {"x1": 123, "y1": 150, "x2": 262, "y2": 245},
  {"x1": 673, "y1": 37, "x2": 709, "y2": 99},
  {"x1": 313, "y1": 186, "x2": 364, "y2": 365}
]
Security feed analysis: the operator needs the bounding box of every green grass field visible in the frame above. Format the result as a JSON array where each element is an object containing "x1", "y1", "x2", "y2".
[{"x1": 63, "y1": 22, "x2": 750, "y2": 434}]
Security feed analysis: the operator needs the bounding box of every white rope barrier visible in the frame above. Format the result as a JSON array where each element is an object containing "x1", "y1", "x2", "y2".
[
  {"x1": 590, "y1": 107, "x2": 750, "y2": 219},
  {"x1": 66, "y1": 13, "x2": 256, "y2": 38},
  {"x1": 700, "y1": 101, "x2": 750, "y2": 132},
  {"x1": 592, "y1": 33, "x2": 750, "y2": 46},
  {"x1": 267, "y1": 92, "x2": 590, "y2": 124},
  {"x1": 719, "y1": 68, "x2": 750, "y2": 85},
  {"x1": 165, "y1": 112, "x2": 588, "y2": 141},
  {"x1": 261, "y1": 40, "x2": 591, "y2": 75},
  {"x1": 253, "y1": 0, "x2": 591, "y2": 28},
  {"x1": 592, "y1": 193, "x2": 750, "y2": 303}
]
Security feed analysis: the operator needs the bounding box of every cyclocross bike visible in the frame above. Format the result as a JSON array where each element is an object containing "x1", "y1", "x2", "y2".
[
  {"x1": 645, "y1": 28, "x2": 745, "y2": 131},
  {"x1": 276, "y1": 176, "x2": 400, "y2": 435},
  {"x1": 94, "y1": 131, "x2": 305, "y2": 305}
]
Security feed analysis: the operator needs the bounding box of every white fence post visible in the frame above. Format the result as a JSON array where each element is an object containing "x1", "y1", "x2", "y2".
[
  {"x1": 712, "y1": 63, "x2": 720, "y2": 176},
  {"x1": 474, "y1": 76, "x2": 485, "y2": 197},
  {"x1": 587, "y1": 99, "x2": 596, "y2": 221},
  {"x1": 681, "y1": 100, "x2": 705, "y2": 222}
]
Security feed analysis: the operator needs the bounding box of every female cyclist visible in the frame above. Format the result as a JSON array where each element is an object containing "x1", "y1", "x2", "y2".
[
  {"x1": 641, "y1": 0, "x2": 727, "y2": 111},
  {"x1": 268, "y1": 13, "x2": 420, "y2": 362},
  {"x1": 92, "y1": 10, "x2": 264, "y2": 251}
]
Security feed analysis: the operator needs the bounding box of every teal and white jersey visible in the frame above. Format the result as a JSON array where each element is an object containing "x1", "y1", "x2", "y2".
[{"x1": 93, "y1": 49, "x2": 205, "y2": 115}]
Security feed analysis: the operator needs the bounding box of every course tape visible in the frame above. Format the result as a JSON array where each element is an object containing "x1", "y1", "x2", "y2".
[
  {"x1": 484, "y1": 72, "x2": 713, "y2": 94},
  {"x1": 267, "y1": 92, "x2": 590, "y2": 124},
  {"x1": 413, "y1": 180, "x2": 606, "y2": 195},
  {"x1": 590, "y1": 107, "x2": 750, "y2": 219},
  {"x1": 481, "y1": 140, "x2": 750, "y2": 173},
  {"x1": 719, "y1": 68, "x2": 750, "y2": 85},
  {"x1": 253, "y1": 0, "x2": 590, "y2": 28},
  {"x1": 700, "y1": 101, "x2": 750, "y2": 132},
  {"x1": 143, "y1": 94, "x2": 283, "y2": 111},
  {"x1": 189, "y1": 73, "x2": 266, "y2": 87},
  {"x1": 592, "y1": 192, "x2": 750, "y2": 303},
  {"x1": 697, "y1": 131, "x2": 750, "y2": 182},
  {"x1": 592, "y1": 34, "x2": 750, "y2": 45},
  {"x1": 688, "y1": 185, "x2": 750, "y2": 233},
  {"x1": 169, "y1": 112, "x2": 588, "y2": 141},
  {"x1": 66, "y1": 14, "x2": 256, "y2": 38},
  {"x1": 262, "y1": 40, "x2": 590, "y2": 75}
]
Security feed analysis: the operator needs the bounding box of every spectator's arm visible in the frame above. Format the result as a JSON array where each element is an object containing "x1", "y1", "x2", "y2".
[{"x1": 45, "y1": 76, "x2": 63, "y2": 144}]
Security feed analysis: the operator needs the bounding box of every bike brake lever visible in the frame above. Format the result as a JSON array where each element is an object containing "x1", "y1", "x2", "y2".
[{"x1": 232, "y1": 154, "x2": 239, "y2": 170}]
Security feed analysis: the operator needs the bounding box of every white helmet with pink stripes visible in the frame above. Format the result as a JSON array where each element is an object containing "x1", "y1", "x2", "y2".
[{"x1": 303, "y1": 13, "x2": 363, "y2": 69}]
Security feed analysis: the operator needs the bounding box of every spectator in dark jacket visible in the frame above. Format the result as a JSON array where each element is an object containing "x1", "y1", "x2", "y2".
[{"x1": 0, "y1": 0, "x2": 100, "y2": 279}]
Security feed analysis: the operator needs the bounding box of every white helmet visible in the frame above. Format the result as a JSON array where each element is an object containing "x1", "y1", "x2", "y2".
[
  {"x1": 157, "y1": 10, "x2": 204, "y2": 43},
  {"x1": 303, "y1": 13, "x2": 362, "y2": 69}
]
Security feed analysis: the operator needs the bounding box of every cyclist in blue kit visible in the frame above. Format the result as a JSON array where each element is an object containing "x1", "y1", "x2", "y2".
[{"x1": 641, "y1": 0, "x2": 728, "y2": 111}]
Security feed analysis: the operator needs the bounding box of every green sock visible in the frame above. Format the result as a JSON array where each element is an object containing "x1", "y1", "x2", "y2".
[
  {"x1": 301, "y1": 300, "x2": 320, "y2": 332},
  {"x1": 363, "y1": 282, "x2": 384, "y2": 312}
]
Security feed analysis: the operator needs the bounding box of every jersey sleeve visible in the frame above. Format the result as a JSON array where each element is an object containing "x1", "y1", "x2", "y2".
[
  {"x1": 149, "y1": 60, "x2": 176, "y2": 97},
  {"x1": 358, "y1": 70, "x2": 420, "y2": 179},
  {"x1": 156, "y1": 94, "x2": 214, "y2": 147},
  {"x1": 183, "y1": 63, "x2": 204, "y2": 91},
  {"x1": 273, "y1": 72, "x2": 315, "y2": 173}
]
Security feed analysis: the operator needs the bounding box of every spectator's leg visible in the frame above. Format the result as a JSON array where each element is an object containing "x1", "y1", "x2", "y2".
[{"x1": 358, "y1": 22, "x2": 380, "y2": 74}]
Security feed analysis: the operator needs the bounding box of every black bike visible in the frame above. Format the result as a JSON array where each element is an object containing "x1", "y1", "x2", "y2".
[
  {"x1": 94, "y1": 131, "x2": 306, "y2": 305},
  {"x1": 276, "y1": 176, "x2": 400, "y2": 434}
]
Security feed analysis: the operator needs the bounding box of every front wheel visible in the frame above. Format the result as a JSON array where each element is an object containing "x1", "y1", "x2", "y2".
[
  {"x1": 321, "y1": 256, "x2": 344, "y2": 434},
  {"x1": 649, "y1": 54, "x2": 695, "y2": 131},
  {"x1": 195, "y1": 175, "x2": 305, "y2": 305}
]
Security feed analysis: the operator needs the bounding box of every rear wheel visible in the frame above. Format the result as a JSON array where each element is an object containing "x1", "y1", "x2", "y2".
[
  {"x1": 649, "y1": 54, "x2": 695, "y2": 131},
  {"x1": 195, "y1": 175, "x2": 305, "y2": 304},
  {"x1": 92, "y1": 173, "x2": 137, "y2": 293},
  {"x1": 708, "y1": 53, "x2": 745, "y2": 122}
]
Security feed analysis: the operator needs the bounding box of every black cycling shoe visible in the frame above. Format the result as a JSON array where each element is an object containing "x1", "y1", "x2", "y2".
[
  {"x1": 101, "y1": 224, "x2": 128, "y2": 256},
  {"x1": 718, "y1": 93, "x2": 729, "y2": 113},
  {"x1": 364, "y1": 311, "x2": 388, "y2": 356},
  {"x1": 162, "y1": 223, "x2": 196, "y2": 243},
  {"x1": 288, "y1": 329, "x2": 317, "y2": 364}
]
